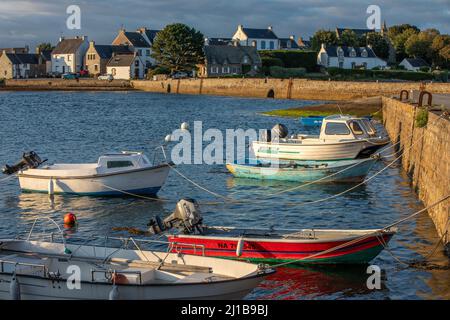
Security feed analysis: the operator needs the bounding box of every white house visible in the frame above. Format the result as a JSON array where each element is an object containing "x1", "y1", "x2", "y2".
[
  {"x1": 111, "y1": 27, "x2": 159, "y2": 74},
  {"x1": 106, "y1": 53, "x2": 145, "y2": 79},
  {"x1": 232, "y1": 25, "x2": 280, "y2": 50},
  {"x1": 51, "y1": 36, "x2": 89, "y2": 74},
  {"x1": 399, "y1": 58, "x2": 429, "y2": 71},
  {"x1": 317, "y1": 43, "x2": 387, "y2": 69}
]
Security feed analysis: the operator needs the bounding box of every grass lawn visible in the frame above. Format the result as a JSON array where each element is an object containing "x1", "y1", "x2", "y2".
[{"x1": 262, "y1": 97, "x2": 383, "y2": 119}]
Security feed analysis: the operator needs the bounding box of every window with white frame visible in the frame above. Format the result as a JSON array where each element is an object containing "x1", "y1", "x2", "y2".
[
  {"x1": 222, "y1": 66, "x2": 230, "y2": 73},
  {"x1": 211, "y1": 66, "x2": 218, "y2": 74}
]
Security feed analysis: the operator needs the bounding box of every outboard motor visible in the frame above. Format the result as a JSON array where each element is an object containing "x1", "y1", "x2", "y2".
[
  {"x1": 2, "y1": 151, "x2": 46, "y2": 175},
  {"x1": 148, "y1": 198, "x2": 204, "y2": 235},
  {"x1": 260, "y1": 129, "x2": 272, "y2": 142},
  {"x1": 271, "y1": 124, "x2": 288, "y2": 140}
]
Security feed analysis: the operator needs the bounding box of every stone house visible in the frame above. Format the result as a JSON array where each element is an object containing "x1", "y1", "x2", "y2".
[
  {"x1": 399, "y1": 58, "x2": 429, "y2": 71},
  {"x1": 85, "y1": 41, "x2": 131, "y2": 76},
  {"x1": 106, "y1": 53, "x2": 145, "y2": 79},
  {"x1": 51, "y1": 36, "x2": 89, "y2": 74},
  {"x1": 232, "y1": 25, "x2": 280, "y2": 50},
  {"x1": 199, "y1": 44, "x2": 261, "y2": 77},
  {"x1": 0, "y1": 51, "x2": 47, "y2": 79},
  {"x1": 111, "y1": 27, "x2": 160, "y2": 74},
  {"x1": 317, "y1": 43, "x2": 387, "y2": 69}
]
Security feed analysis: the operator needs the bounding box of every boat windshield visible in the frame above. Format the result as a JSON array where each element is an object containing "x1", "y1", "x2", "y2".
[
  {"x1": 348, "y1": 121, "x2": 366, "y2": 136},
  {"x1": 361, "y1": 119, "x2": 377, "y2": 135}
]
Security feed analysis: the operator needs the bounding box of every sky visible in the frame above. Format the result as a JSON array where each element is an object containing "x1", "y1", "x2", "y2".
[{"x1": 0, "y1": 0, "x2": 449, "y2": 49}]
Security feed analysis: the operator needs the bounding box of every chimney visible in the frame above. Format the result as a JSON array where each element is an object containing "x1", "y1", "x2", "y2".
[
  {"x1": 268, "y1": 25, "x2": 273, "y2": 31},
  {"x1": 367, "y1": 44, "x2": 372, "y2": 49},
  {"x1": 25, "y1": 45, "x2": 29, "y2": 53},
  {"x1": 138, "y1": 27, "x2": 148, "y2": 34},
  {"x1": 238, "y1": 24, "x2": 244, "y2": 31},
  {"x1": 81, "y1": 36, "x2": 88, "y2": 41},
  {"x1": 59, "y1": 36, "x2": 65, "y2": 42},
  {"x1": 204, "y1": 37, "x2": 210, "y2": 46},
  {"x1": 321, "y1": 43, "x2": 326, "y2": 50},
  {"x1": 35, "y1": 46, "x2": 40, "y2": 54},
  {"x1": 289, "y1": 35, "x2": 295, "y2": 40},
  {"x1": 89, "y1": 40, "x2": 95, "y2": 47}
]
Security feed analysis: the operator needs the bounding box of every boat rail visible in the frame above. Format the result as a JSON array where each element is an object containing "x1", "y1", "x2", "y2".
[
  {"x1": 169, "y1": 242, "x2": 206, "y2": 256},
  {"x1": 0, "y1": 259, "x2": 47, "y2": 277}
]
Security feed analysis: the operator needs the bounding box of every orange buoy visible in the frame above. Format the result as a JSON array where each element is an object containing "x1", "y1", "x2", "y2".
[{"x1": 63, "y1": 213, "x2": 77, "y2": 227}]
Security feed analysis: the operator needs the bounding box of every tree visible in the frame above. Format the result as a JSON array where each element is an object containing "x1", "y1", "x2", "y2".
[
  {"x1": 405, "y1": 29, "x2": 440, "y2": 63},
  {"x1": 390, "y1": 28, "x2": 419, "y2": 61},
  {"x1": 431, "y1": 35, "x2": 450, "y2": 68},
  {"x1": 151, "y1": 23, "x2": 204, "y2": 73},
  {"x1": 338, "y1": 29, "x2": 358, "y2": 47},
  {"x1": 310, "y1": 29, "x2": 337, "y2": 51},
  {"x1": 366, "y1": 32, "x2": 389, "y2": 59},
  {"x1": 388, "y1": 24, "x2": 420, "y2": 40},
  {"x1": 37, "y1": 42, "x2": 54, "y2": 52}
]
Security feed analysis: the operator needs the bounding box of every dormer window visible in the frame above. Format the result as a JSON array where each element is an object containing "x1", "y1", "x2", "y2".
[
  {"x1": 349, "y1": 48, "x2": 356, "y2": 58},
  {"x1": 242, "y1": 55, "x2": 249, "y2": 64},
  {"x1": 361, "y1": 49, "x2": 368, "y2": 58},
  {"x1": 337, "y1": 47, "x2": 344, "y2": 58}
]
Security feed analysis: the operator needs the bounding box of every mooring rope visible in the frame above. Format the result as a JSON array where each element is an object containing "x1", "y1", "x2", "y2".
[{"x1": 269, "y1": 193, "x2": 450, "y2": 268}]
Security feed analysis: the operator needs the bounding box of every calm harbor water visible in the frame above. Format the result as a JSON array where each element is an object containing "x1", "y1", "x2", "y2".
[{"x1": 0, "y1": 91, "x2": 448, "y2": 300}]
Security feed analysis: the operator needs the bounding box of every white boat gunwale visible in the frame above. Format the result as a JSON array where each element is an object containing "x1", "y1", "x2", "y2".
[{"x1": 17, "y1": 162, "x2": 174, "y2": 180}]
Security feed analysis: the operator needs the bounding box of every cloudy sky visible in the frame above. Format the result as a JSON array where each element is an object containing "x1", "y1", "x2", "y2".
[{"x1": 0, "y1": 0, "x2": 449, "y2": 49}]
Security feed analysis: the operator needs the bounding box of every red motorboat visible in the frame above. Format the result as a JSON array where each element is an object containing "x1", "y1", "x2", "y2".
[{"x1": 148, "y1": 199, "x2": 396, "y2": 265}]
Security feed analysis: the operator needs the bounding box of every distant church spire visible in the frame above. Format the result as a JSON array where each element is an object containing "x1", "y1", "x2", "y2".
[{"x1": 381, "y1": 20, "x2": 388, "y2": 35}]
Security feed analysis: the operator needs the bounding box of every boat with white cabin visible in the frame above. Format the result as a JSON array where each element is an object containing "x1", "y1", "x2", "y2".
[
  {"x1": 3, "y1": 151, "x2": 171, "y2": 196},
  {"x1": 252, "y1": 115, "x2": 389, "y2": 161}
]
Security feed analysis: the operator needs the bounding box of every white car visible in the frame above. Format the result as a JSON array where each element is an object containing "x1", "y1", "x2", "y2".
[{"x1": 98, "y1": 74, "x2": 113, "y2": 81}]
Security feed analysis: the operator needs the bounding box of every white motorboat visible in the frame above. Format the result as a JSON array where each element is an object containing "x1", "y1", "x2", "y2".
[
  {"x1": 4, "y1": 152, "x2": 171, "y2": 196},
  {"x1": 252, "y1": 115, "x2": 389, "y2": 161},
  {"x1": 0, "y1": 238, "x2": 274, "y2": 300}
]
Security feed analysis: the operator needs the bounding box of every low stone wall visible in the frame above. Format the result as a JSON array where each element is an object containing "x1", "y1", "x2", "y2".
[
  {"x1": 3, "y1": 79, "x2": 133, "y2": 91},
  {"x1": 132, "y1": 78, "x2": 450, "y2": 101},
  {"x1": 382, "y1": 97, "x2": 450, "y2": 253}
]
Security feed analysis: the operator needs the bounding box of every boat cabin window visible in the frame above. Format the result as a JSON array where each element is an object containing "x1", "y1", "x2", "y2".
[
  {"x1": 324, "y1": 122, "x2": 350, "y2": 135},
  {"x1": 349, "y1": 121, "x2": 365, "y2": 135},
  {"x1": 107, "y1": 160, "x2": 134, "y2": 169}
]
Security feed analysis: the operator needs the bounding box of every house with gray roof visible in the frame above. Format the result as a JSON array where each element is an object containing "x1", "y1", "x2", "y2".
[
  {"x1": 0, "y1": 51, "x2": 47, "y2": 79},
  {"x1": 279, "y1": 36, "x2": 301, "y2": 50},
  {"x1": 112, "y1": 27, "x2": 159, "y2": 73},
  {"x1": 51, "y1": 36, "x2": 89, "y2": 74},
  {"x1": 199, "y1": 44, "x2": 261, "y2": 77},
  {"x1": 85, "y1": 41, "x2": 131, "y2": 76},
  {"x1": 399, "y1": 58, "x2": 430, "y2": 72},
  {"x1": 232, "y1": 25, "x2": 280, "y2": 50},
  {"x1": 106, "y1": 52, "x2": 145, "y2": 79},
  {"x1": 317, "y1": 43, "x2": 387, "y2": 69}
]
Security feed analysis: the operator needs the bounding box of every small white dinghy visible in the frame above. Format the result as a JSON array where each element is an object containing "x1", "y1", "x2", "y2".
[
  {"x1": 4, "y1": 151, "x2": 171, "y2": 196},
  {"x1": 0, "y1": 238, "x2": 274, "y2": 300}
]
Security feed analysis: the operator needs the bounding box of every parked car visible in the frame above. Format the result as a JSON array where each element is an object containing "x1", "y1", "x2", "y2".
[
  {"x1": 62, "y1": 73, "x2": 79, "y2": 80},
  {"x1": 171, "y1": 71, "x2": 188, "y2": 79},
  {"x1": 79, "y1": 69, "x2": 89, "y2": 77},
  {"x1": 98, "y1": 74, "x2": 114, "y2": 81}
]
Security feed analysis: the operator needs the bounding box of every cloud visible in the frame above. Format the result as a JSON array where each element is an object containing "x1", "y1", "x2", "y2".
[{"x1": 0, "y1": 0, "x2": 448, "y2": 48}]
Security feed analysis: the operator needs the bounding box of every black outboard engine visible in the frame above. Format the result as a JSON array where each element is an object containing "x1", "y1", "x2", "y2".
[
  {"x1": 2, "y1": 151, "x2": 46, "y2": 175},
  {"x1": 148, "y1": 198, "x2": 204, "y2": 235}
]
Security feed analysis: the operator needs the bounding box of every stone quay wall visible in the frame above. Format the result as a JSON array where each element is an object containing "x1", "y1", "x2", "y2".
[
  {"x1": 382, "y1": 96, "x2": 450, "y2": 252},
  {"x1": 132, "y1": 78, "x2": 450, "y2": 101}
]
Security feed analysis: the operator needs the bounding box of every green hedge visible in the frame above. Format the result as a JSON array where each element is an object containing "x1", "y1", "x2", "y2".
[
  {"x1": 259, "y1": 50, "x2": 317, "y2": 71},
  {"x1": 326, "y1": 67, "x2": 434, "y2": 81},
  {"x1": 269, "y1": 66, "x2": 306, "y2": 78}
]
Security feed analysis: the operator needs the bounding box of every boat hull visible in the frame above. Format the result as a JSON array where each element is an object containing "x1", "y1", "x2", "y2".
[
  {"x1": 252, "y1": 139, "x2": 388, "y2": 161},
  {"x1": 167, "y1": 231, "x2": 394, "y2": 265},
  {"x1": 226, "y1": 158, "x2": 376, "y2": 183},
  {"x1": 17, "y1": 164, "x2": 171, "y2": 196}
]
